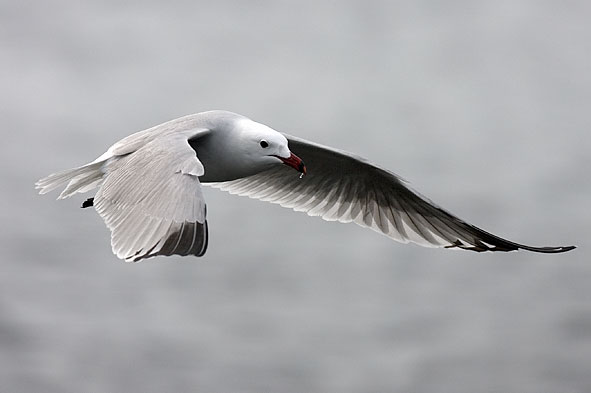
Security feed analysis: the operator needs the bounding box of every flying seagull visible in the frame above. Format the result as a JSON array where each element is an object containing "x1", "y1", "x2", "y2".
[{"x1": 36, "y1": 110, "x2": 575, "y2": 262}]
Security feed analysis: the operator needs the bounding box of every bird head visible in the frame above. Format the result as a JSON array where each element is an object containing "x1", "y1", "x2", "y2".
[{"x1": 237, "y1": 119, "x2": 306, "y2": 176}]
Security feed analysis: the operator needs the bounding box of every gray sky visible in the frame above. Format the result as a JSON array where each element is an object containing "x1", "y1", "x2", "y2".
[{"x1": 1, "y1": 1, "x2": 590, "y2": 392}]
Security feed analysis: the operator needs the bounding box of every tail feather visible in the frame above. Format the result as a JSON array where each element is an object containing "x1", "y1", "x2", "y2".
[{"x1": 36, "y1": 161, "x2": 105, "y2": 199}]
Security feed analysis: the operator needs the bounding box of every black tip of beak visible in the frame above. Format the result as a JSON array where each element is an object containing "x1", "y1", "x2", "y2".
[{"x1": 299, "y1": 161, "x2": 307, "y2": 175}]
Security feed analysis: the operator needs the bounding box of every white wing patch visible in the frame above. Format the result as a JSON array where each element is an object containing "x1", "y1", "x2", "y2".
[{"x1": 95, "y1": 134, "x2": 208, "y2": 261}]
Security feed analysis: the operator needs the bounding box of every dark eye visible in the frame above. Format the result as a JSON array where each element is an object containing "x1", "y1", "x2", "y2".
[{"x1": 259, "y1": 140, "x2": 269, "y2": 148}]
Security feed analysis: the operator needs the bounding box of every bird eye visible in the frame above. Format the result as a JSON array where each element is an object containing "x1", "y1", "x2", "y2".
[{"x1": 259, "y1": 140, "x2": 269, "y2": 148}]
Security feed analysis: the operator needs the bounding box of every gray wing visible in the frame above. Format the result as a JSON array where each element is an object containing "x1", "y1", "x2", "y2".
[
  {"x1": 207, "y1": 134, "x2": 574, "y2": 254},
  {"x1": 95, "y1": 133, "x2": 209, "y2": 262}
]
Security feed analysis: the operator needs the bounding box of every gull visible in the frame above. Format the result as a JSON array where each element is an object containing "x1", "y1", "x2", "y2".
[{"x1": 36, "y1": 110, "x2": 575, "y2": 262}]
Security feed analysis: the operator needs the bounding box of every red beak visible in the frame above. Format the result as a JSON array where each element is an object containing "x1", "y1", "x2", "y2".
[{"x1": 275, "y1": 153, "x2": 307, "y2": 176}]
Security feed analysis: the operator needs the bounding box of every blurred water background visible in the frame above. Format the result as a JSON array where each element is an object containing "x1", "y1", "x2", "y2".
[{"x1": 1, "y1": 1, "x2": 590, "y2": 392}]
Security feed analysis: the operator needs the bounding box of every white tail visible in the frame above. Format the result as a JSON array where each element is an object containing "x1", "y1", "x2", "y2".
[{"x1": 35, "y1": 161, "x2": 106, "y2": 199}]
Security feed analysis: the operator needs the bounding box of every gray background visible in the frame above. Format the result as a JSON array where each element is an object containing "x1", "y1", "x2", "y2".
[{"x1": 2, "y1": 1, "x2": 590, "y2": 392}]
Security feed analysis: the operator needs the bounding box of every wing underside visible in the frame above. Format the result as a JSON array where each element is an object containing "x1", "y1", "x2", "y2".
[{"x1": 207, "y1": 135, "x2": 574, "y2": 254}]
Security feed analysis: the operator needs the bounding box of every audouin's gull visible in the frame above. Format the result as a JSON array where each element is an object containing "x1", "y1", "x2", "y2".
[{"x1": 36, "y1": 110, "x2": 575, "y2": 262}]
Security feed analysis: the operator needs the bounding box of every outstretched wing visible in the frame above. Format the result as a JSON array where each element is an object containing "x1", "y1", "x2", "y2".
[
  {"x1": 207, "y1": 134, "x2": 574, "y2": 254},
  {"x1": 95, "y1": 133, "x2": 209, "y2": 262}
]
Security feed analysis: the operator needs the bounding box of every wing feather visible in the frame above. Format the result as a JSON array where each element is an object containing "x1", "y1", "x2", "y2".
[
  {"x1": 95, "y1": 133, "x2": 209, "y2": 261},
  {"x1": 206, "y1": 134, "x2": 574, "y2": 254}
]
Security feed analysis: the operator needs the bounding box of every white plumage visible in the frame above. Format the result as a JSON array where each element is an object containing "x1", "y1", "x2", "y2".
[{"x1": 36, "y1": 110, "x2": 575, "y2": 261}]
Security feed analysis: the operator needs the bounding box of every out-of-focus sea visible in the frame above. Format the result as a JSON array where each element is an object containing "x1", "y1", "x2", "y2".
[{"x1": 1, "y1": 1, "x2": 589, "y2": 392}]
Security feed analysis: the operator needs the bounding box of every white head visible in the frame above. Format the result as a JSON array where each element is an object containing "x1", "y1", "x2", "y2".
[{"x1": 234, "y1": 118, "x2": 306, "y2": 175}]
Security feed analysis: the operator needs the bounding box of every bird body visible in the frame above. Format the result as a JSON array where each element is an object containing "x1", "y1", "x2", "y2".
[{"x1": 36, "y1": 110, "x2": 575, "y2": 262}]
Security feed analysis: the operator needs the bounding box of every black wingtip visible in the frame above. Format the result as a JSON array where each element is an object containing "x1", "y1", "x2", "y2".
[
  {"x1": 448, "y1": 221, "x2": 577, "y2": 255},
  {"x1": 532, "y1": 245, "x2": 576, "y2": 254},
  {"x1": 514, "y1": 243, "x2": 576, "y2": 254},
  {"x1": 445, "y1": 237, "x2": 576, "y2": 254}
]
